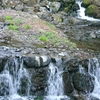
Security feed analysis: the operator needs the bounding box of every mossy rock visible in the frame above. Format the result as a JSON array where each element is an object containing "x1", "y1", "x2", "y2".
[
  {"x1": 63, "y1": 0, "x2": 75, "y2": 4},
  {"x1": 81, "y1": 0, "x2": 91, "y2": 8},
  {"x1": 85, "y1": 4, "x2": 99, "y2": 17}
]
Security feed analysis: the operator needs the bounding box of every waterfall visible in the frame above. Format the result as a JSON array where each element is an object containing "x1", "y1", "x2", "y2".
[
  {"x1": 45, "y1": 59, "x2": 69, "y2": 100},
  {"x1": 87, "y1": 58, "x2": 100, "y2": 99},
  {"x1": 0, "y1": 57, "x2": 31, "y2": 100},
  {"x1": 76, "y1": 1, "x2": 100, "y2": 21}
]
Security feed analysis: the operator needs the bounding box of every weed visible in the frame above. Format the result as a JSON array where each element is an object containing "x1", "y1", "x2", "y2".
[
  {"x1": 5, "y1": 15, "x2": 12, "y2": 20},
  {"x1": 25, "y1": 25, "x2": 31, "y2": 29},
  {"x1": 8, "y1": 25, "x2": 18, "y2": 31},
  {"x1": 39, "y1": 36, "x2": 48, "y2": 42}
]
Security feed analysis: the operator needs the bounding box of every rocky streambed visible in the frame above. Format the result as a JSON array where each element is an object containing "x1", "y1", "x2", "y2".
[{"x1": 0, "y1": 1, "x2": 100, "y2": 100}]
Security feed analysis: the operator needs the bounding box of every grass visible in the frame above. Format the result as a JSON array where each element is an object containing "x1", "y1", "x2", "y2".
[
  {"x1": 25, "y1": 25, "x2": 31, "y2": 29},
  {"x1": 39, "y1": 36, "x2": 48, "y2": 42},
  {"x1": 39, "y1": 31, "x2": 76, "y2": 48},
  {"x1": 8, "y1": 25, "x2": 18, "y2": 31},
  {"x1": 5, "y1": 15, "x2": 12, "y2": 20},
  {"x1": 44, "y1": 22, "x2": 56, "y2": 30}
]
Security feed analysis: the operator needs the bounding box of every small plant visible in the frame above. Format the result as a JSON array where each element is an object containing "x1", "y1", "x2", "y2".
[
  {"x1": 45, "y1": 22, "x2": 56, "y2": 30},
  {"x1": 39, "y1": 36, "x2": 48, "y2": 42},
  {"x1": 39, "y1": 31, "x2": 76, "y2": 48},
  {"x1": 5, "y1": 15, "x2": 12, "y2": 20},
  {"x1": 8, "y1": 25, "x2": 18, "y2": 31},
  {"x1": 25, "y1": 25, "x2": 31, "y2": 29}
]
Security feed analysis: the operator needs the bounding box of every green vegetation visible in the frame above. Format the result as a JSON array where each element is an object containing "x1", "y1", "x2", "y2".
[
  {"x1": 81, "y1": 0, "x2": 91, "y2": 7},
  {"x1": 8, "y1": 25, "x2": 18, "y2": 31},
  {"x1": 85, "y1": 4, "x2": 99, "y2": 17},
  {"x1": 25, "y1": 24, "x2": 31, "y2": 29},
  {"x1": 44, "y1": 22, "x2": 56, "y2": 30},
  {"x1": 39, "y1": 31, "x2": 76, "y2": 48},
  {"x1": 39, "y1": 36, "x2": 48, "y2": 42},
  {"x1": 5, "y1": 15, "x2": 12, "y2": 20}
]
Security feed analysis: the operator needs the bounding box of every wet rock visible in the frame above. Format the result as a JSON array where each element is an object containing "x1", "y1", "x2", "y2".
[
  {"x1": 81, "y1": 0, "x2": 91, "y2": 8},
  {"x1": 73, "y1": 72, "x2": 94, "y2": 93},
  {"x1": 0, "y1": 76, "x2": 10, "y2": 96},
  {"x1": 30, "y1": 67, "x2": 48, "y2": 95},
  {"x1": 63, "y1": 58, "x2": 80, "y2": 72},
  {"x1": 0, "y1": 57, "x2": 7, "y2": 72},
  {"x1": 63, "y1": 72, "x2": 74, "y2": 94},
  {"x1": 85, "y1": 4, "x2": 99, "y2": 18},
  {"x1": 70, "y1": 95, "x2": 86, "y2": 100},
  {"x1": 23, "y1": 56, "x2": 50, "y2": 68}
]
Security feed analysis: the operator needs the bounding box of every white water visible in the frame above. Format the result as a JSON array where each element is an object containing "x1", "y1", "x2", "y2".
[
  {"x1": 0, "y1": 57, "x2": 31, "y2": 100},
  {"x1": 45, "y1": 59, "x2": 69, "y2": 100},
  {"x1": 76, "y1": 1, "x2": 100, "y2": 21},
  {"x1": 87, "y1": 58, "x2": 100, "y2": 99}
]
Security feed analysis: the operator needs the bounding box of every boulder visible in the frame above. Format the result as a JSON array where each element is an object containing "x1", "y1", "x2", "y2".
[
  {"x1": 73, "y1": 72, "x2": 94, "y2": 93},
  {"x1": 81, "y1": 0, "x2": 91, "y2": 8},
  {"x1": 23, "y1": 56, "x2": 51, "y2": 68},
  {"x1": 85, "y1": 4, "x2": 99, "y2": 18},
  {"x1": 63, "y1": 0, "x2": 75, "y2": 4},
  {"x1": 49, "y1": 2, "x2": 61, "y2": 13}
]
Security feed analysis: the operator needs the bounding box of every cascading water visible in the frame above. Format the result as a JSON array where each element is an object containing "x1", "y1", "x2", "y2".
[
  {"x1": 87, "y1": 58, "x2": 100, "y2": 99},
  {"x1": 45, "y1": 59, "x2": 69, "y2": 100},
  {"x1": 0, "y1": 57, "x2": 31, "y2": 100},
  {"x1": 76, "y1": 1, "x2": 100, "y2": 21}
]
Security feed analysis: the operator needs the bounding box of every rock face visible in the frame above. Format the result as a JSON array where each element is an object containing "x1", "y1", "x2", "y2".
[{"x1": 62, "y1": 58, "x2": 95, "y2": 96}]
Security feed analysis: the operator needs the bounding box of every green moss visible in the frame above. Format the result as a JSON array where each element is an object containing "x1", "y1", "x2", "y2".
[
  {"x1": 81, "y1": 0, "x2": 91, "y2": 7},
  {"x1": 8, "y1": 25, "x2": 18, "y2": 31},
  {"x1": 85, "y1": 4, "x2": 99, "y2": 17}
]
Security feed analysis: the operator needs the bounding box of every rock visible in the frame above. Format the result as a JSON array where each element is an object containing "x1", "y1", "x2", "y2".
[
  {"x1": 15, "y1": 4, "x2": 24, "y2": 11},
  {"x1": 63, "y1": 58, "x2": 80, "y2": 72},
  {"x1": 23, "y1": 56, "x2": 50, "y2": 68},
  {"x1": 0, "y1": 76, "x2": 10, "y2": 96},
  {"x1": 90, "y1": 32, "x2": 96, "y2": 39},
  {"x1": 85, "y1": 4, "x2": 99, "y2": 18},
  {"x1": 81, "y1": 0, "x2": 91, "y2": 8},
  {"x1": 30, "y1": 67, "x2": 48, "y2": 95},
  {"x1": 63, "y1": 72, "x2": 74, "y2": 94},
  {"x1": 49, "y1": 2, "x2": 61, "y2": 13},
  {"x1": 70, "y1": 95, "x2": 86, "y2": 100},
  {"x1": 73, "y1": 72, "x2": 94, "y2": 93},
  {"x1": 63, "y1": 0, "x2": 75, "y2": 4},
  {"x1": 69, "y1": 17, "x2": 81, "y2": 25},
  {"x1": 0, "y1": 57, "x2": 7, "y2": 72},
  {"x1": 72, "y1": 3, "x2": 80, "y2": 12}
]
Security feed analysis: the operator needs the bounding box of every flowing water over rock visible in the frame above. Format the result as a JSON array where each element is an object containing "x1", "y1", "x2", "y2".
[
  {"x1": 45, "y1": 59, "x2": 69, "y2": 100},
  {"x1": 76, "y1": 1, "x2": 100, "y2": 21}
]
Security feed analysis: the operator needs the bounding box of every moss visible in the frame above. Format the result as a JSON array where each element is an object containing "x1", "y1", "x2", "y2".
[
  {"x1": 85, "y1": 4, "x2": 99, "y2": 17},
  {"x1": 81, "y1": 0, "x2": 91, "y2": 8}
]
